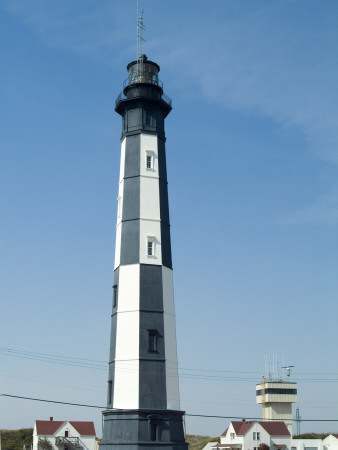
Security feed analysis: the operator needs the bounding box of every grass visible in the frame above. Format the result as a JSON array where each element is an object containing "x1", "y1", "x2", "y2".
[{"x1": 185, "y1": 434, "x2": 219, "y2": 449}]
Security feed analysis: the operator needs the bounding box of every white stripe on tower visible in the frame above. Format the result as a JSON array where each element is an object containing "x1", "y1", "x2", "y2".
[
  {"x1": 114, "y1": 137, "x2": 125, "y2": 270},
  {"x1": 139, "y1": 133, "x2": 162, "y2": 264},
  {"x1": 113, "y1": 264, "x2": 140, "y2": 409}
]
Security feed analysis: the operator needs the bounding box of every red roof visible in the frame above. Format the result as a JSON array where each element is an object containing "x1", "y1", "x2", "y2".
[
  {"x1": 36, "y1": 420, "x2": 95, "y2": 436},
  {"x1": 36, "y1": 421, "x2": 64, "y2": 435},
  {"x1": 231, "y1": 421, "x2": 256, "y2": 436},
  {"x1": 69, "y1": 422, "x2": 96, "y2": 436},
  {"x1": 259, "y1": 421, "x2": 290, "y2": 436},
  {"x1": 223, "y1": 421, "x2": 290, "y2": 437}
]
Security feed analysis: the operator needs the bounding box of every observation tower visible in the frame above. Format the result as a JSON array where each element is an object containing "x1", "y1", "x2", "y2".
[
  {"x1": 256, "y1": 365, "x2": 297, "y2": 435},
  {"x1": 99, "y1": 55, "x2": 188, "y2": 450}
]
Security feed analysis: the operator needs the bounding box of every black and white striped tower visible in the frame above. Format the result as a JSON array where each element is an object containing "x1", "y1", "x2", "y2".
[{"x1": 100, "y1": 55, "x2": 188, "y2": 449}]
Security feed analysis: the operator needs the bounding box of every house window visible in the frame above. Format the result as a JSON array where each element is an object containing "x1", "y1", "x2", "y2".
[
  {"x1": 150, "y1": 423, "x2": 157, "y2": 441},
  {"x1": 148, "y1": 330, "x2": 158, "y2": 352},
  {"x1": 231, "y1": 433, "x2": 235, "y2": 440},
  {"x1": 257, "y1": 433, "x2": 260, "y2": 441},
  {"x1": 253, "y1": 433, "x2": 257, "y2": 440},
  {"x1": 65, "y1": 431, "x2": 69, "y2": 437}
]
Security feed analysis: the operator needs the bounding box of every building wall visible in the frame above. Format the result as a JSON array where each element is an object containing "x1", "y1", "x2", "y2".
[
  {"x1": 242, "y1": 423, "x2": 272, "y2": 450},
  {"x1": 220, "y1": 422, "x2": 244, "y2": 445},
  {"x1": 291, "y1": 439, "x2": 324, "y2": 450},
  {"x1": 323, "y1": 436, "x2": 338, "y2": 449}
]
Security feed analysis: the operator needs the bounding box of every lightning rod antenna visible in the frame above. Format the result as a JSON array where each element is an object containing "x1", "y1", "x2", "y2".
[{"x1": 137, "y1": 0, "x2": 145, "y2": 81}]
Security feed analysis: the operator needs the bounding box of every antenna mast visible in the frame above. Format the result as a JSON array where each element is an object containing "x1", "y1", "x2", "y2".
[
  {"x1": 137, "y1": 0, "x2": 145, "y2": 81},
  {"x1": 296, "y1": 407, "x2": 302, "y2": 435}
]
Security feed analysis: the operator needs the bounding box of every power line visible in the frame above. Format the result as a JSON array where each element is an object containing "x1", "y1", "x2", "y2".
[
  {"x1": 1, "y1": 347, "x2": 337, "y2": 382},
  {"x1": 1, "y1": 394, "x2": 338, "y2": 422}
]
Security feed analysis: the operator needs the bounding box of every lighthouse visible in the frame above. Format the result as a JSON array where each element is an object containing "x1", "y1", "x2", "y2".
[{"x1": 99, "y1": 55, "x2": 188, "y2": 449}]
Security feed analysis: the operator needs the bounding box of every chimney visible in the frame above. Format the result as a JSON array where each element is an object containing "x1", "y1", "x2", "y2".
[{"x1": 50, "y1": 417, "x2": 53, "y2": 421}]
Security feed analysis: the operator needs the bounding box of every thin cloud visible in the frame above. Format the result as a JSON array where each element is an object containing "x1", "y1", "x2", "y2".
[
  {"x1": 1, "y1": 0, "x2": 132, "y2": 63},
  {"x1": 2, "y1": 0, "x2": 337, "y2": 225},
  {"x1": 159, "y1": 1, "x2": 338, "y2": 165}
]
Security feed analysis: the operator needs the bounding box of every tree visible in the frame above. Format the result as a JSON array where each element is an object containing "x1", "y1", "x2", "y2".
[
  {"x1": 38, "y1": 438, "x2": 53, "y2": 450},
  {"x1": 259, "y1": 443, "x2": 270, "y2": 450}
]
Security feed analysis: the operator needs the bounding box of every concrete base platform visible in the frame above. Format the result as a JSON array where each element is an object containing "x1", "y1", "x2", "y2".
[{"x1": 100, "y1": 409, "x2": 188, "y2": 449}]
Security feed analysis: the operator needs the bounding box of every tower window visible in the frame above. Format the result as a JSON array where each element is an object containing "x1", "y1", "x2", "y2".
[
  {"x1": 148, "y1": 330, "x2": 158, "y2": 352},
  {"x1": 146, "y1": 112, "x2": 151, "y2": 126},
  {"x1": 108, "y1": 380, "x2": 112, "y2": 404},
  {"x1": 144, "y1": 111, "x2": 156, "y2": 128},
  {"x1": 145, "y1": 151, "x2": 154, "y2": 170},
  {"x1": 145, "y1": 111, "x2": 152, "y2": 126},
  {"x1": 150, "y1": 423, "x2": 157, "y2": 441},
  {"x1": 113, "y1": 285, "x2": 118, "y2": 308},
  {"x1": 147, "y1": 236, "x2": 156, "y2": 257},
  {"x1": 147, "y1": 240, "x2": 153, "y2": 256}
]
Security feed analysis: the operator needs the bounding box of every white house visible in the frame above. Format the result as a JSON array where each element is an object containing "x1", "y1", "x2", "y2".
[
  {"x1": 203, "y1": 420, "x2": 330, "y2": 450},
  {"x1": 323, "y1": 435, "x2": 338, "y2": 450},
  {"x1": 33, "y1": 418, "x2": 96, "y2": 450},
  {"x1": 206, "y1": 420, "x2": 291, "y2": 450},
  {"x1": 291, "y1": 439, "x2": 324, "y2": 450}
]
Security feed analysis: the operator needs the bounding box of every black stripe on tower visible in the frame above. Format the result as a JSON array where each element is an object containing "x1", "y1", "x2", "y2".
[
  {"x1": 158, "y1": 137, "x2": 172, "y2": 269},
  {"x1": 120, "y1": 134, "x2": 141, "y2": 265},
  {"x1": 139, "y1": 264, "x2": 167, "y2": 409}
]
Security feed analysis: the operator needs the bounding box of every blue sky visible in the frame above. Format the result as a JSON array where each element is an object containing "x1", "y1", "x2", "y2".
[{"x1": 1, "y1": 0, "x2": 337, "y2": 437}]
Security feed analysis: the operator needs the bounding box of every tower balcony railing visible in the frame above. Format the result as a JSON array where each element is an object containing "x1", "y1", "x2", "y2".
[{"x1": 115, "y1": 89, "x2": 172, "y2": 108}]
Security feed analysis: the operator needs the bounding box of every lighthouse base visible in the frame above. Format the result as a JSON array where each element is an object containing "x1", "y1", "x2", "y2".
[{"x1": 100, "y1": 409, "x2": 188, "y2": 449}]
